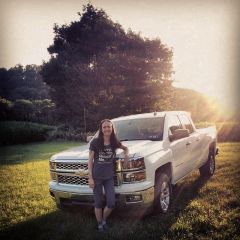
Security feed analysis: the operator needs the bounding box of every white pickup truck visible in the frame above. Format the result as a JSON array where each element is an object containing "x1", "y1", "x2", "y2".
[{"x1": 49, "y1": 111, "x2": 218, "y2": 214}]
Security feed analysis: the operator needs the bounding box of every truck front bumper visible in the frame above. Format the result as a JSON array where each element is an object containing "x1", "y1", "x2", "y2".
[{"x1": 49, "y1": 184, "x2": 154, "y2": 214}]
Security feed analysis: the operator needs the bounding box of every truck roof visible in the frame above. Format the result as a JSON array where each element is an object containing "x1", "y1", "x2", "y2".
[{"x1": 112, "y1": 111, "x2": 189, "y2": 121}]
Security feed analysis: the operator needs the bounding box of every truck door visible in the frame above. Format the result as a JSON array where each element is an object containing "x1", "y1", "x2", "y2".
[
  {"x1": 167, "y1": 115, "x2": 192, "y2": 182},
  {"x1": 178, "y1": 114, "x2": 202, "y2": 172}
]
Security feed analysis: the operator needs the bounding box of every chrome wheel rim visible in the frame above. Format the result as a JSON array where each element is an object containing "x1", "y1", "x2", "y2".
[
  {"x1": 209, "y1": 155, "x2": 215, "y2": 174},
  {"x1": 160, "y1": 181, "x2": 170, "y2": 212}
]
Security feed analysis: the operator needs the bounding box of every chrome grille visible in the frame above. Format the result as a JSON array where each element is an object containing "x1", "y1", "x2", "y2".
[
  {"x1": 58, "y1": 175, "x2": 89, "y2": 185},
  {"x1": 55, "y1": 160, "x2": 120, "y2": 171},
  {"x1": 55, "y1": 161, "x2": 121, "y2": 186},
  {"x1": 57, "y1": 174, "x2": 119, "y2": 186},
  {"x1": 56, "y1": 163, "x2": 88, "y2": 170}
]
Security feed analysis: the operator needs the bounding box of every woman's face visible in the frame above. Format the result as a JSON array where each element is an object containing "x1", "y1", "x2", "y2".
[{"x1": 101, "y1": 121, "x2": 113, "y2": 137}]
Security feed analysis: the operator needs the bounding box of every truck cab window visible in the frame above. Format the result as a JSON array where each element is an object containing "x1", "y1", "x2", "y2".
[
  {"x1": 168, "y1": 115, "x2": 183, "y2": 136},
  {"x1": 179, "y1": 115, "x2": 194, "y2": 134}
]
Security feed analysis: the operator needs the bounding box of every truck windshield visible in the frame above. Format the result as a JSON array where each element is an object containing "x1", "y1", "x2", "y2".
[{"x1": 113, "y1": 117, "x2": 164, "y2": 141}]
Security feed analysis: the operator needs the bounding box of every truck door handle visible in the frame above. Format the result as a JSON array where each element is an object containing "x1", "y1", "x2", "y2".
[{"x1": 186, "y1": 141, "x2": 191, "y2": 146}]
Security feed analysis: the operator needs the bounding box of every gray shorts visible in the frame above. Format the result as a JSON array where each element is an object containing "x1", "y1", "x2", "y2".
[{"x1": 93, "y1": 177, "x2": 115, "y2": 209}]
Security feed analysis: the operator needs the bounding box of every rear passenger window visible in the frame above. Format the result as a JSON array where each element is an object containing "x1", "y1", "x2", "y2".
[
  {"x1": 179, "y1": 115, "x2": 194, "y2": 134},
  {"x1": 168, "y1": 116, "x2": 183, "y2": 136}
]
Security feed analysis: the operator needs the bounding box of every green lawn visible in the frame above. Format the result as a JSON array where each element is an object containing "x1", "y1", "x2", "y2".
[{"x1": 0, "y1": 142, "x2": 239, "y2": 240}]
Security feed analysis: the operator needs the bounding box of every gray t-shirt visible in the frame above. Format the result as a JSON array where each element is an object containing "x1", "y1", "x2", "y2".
[{"x1": 89, "y1": 138, "x2": 116, "y2": 179}]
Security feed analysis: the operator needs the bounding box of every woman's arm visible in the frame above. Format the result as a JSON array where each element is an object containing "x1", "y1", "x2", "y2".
[
  {"x1": 120, "y1": 144, "x2": 129, "y2": 167},
  {"x1": 88, "y1": 150, "x2": 95, "y2": 188}
]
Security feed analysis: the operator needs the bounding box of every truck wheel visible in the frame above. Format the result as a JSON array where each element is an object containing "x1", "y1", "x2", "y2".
[
  {"x1": 154, "y1": 173, "x2": 172, "y2": 213},
  {"x1": 56, "y1": 202, "x2": 65, "y2": 210},
  {"x1": 57, "y1": 203, "x2": 75, "y2": 213},
  {"x1": 199, "y1": 151, "x2": 215, "y2": 177}
]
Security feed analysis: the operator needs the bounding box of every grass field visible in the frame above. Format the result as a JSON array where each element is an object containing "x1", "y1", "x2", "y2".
[{"x1": 0, "y1": 142, "x2": 239, "y2": 240}]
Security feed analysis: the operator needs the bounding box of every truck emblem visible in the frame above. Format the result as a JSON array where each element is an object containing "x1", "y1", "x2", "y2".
[{"x1": 75, "y1": 168, "x2": 88, "y2": 177}]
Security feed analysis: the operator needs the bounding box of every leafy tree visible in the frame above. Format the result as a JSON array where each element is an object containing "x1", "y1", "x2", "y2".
[
  {"x1": 32, "y1": 99, "x2": 56, "y2": 124},
  {"x1": 41, "y1": 4, "x2": 174, "y2": 130},
  {"x1": 0, "y1": 64, "x2": 50, "y2": 101},
  {"x1": 0, "y1": 65, "x2": 24, "y2": 99},
  {"x1": 0, "y1": 68, "x2": 8, "y2": 98}
]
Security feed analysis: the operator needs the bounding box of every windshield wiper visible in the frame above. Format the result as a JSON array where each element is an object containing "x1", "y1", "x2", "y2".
[
  {"x1": 120, "y1": 138, "x2": 162, "y2": 142},
  {"x1": 120, "y1": 138, "x2": 150, "y2": 141},
  {"x1": 120, "y1": 139, "x2": 129, "y2": 141}
]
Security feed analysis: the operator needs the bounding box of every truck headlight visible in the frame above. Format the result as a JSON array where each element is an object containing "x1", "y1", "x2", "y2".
[
  {"x1": 49, "y1": 161, "x2": 55, "y2": 170},
  {"x1": 50, "y1": 171, "x2": 57, "y2": 181},
  {"x1": 49, "y1": 161, "x2": 56, "y2": 181},
  {"x1": 121, "y1": 157, "x2": 145, "y2": 170},
  {"x1": 122, "y1": 170, "x2": 146, "y2": 183}
]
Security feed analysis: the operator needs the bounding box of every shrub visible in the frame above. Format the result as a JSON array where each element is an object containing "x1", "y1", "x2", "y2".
[
  {"x1": 47, "y1": 124, "x2": 93, "y2": 142},
  {"x1": 0, "y1": 121, "x2": 54, "y2": 145},
  {"x1": 0, "y1": 98, "x2": 13, "y2": 120},
  {"x1": 12, "y1": 99, "x2": 34, "y2": 121},
  {"x1": 0, "y1": 121, "x2": 95, "y2": 145}
]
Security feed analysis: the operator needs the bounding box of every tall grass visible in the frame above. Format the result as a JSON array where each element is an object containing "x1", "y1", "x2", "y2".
[{"x1": 0, "y1": 142, "x2": 239, "y2": 240}]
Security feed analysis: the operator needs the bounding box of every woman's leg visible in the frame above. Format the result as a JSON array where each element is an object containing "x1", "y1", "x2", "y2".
[
  {"x1": 93, "y1": 179, "x2": 104, "y2": 223},
  {"x1": 103, "y1": 207, "x2": 112, "y2": 221},
  {"x1": 103, "y1": 178, "x2": 115, "y2": 221},
  {"x1": 94, "y1": 208, "x2": 103, "y2": 223}
]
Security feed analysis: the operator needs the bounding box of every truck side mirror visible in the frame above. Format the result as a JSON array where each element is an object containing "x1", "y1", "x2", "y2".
[
  {"x1": 169, "y1": 129, "x2": 189, "y2": 141},
  {"x1": 86, "y1": 135, "x2": 93, "y2": 142}
]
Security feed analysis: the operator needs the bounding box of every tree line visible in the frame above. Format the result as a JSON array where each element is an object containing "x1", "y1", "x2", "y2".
[{"x1": 0, "y1": 64, "x2": 55, "y2": 124}]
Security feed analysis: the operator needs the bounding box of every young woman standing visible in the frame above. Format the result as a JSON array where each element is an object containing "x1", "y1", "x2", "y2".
[{"x1": 88, "y1": 119, "x2": 129, "y2": 232}]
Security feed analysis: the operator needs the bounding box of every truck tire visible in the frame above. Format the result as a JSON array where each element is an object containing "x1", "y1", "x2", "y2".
[
  {"x1": 56, "y1": 202, "x2": 65, "y2": 210},
  {"x1": 154, "y1": 173, "x2": 172, "y2": 213},
  {"x1": 199, "y1": 151, "x2": 215, "y2": 177}
]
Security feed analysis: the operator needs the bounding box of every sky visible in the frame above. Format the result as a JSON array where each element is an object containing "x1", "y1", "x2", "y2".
[{"x1": 0, "y1": 0, "x2": 239, "y2": 114}]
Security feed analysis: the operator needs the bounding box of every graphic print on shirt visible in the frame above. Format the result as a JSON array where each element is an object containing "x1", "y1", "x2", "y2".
[{"x1": 98, "y1": 146, "x2": 114, "y2": 164}]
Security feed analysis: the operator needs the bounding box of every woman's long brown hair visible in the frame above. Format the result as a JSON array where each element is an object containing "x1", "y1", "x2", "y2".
[{"x1": 97, "y1": 119, "x2": 123, "y2": 153}]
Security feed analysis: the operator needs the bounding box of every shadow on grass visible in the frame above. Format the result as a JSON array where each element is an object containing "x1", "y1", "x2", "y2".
[
  {"x1": 131, "y1": 174, "x2": 212, "y2": 239},
  {"x1": 0, "y1": 207, "x2": 98, "y2": 240},
  {"x1": 0, "y1": 174, "x2": 214, "y2": 240}
]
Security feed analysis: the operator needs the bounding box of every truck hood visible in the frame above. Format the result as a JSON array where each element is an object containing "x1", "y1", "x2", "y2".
[{"x1": 50, "y1": 140, "x2": 164, "y2": 161}]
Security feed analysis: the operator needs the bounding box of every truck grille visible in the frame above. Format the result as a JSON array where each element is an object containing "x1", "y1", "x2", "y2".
[
  {"x1": 57, "y1": 174, "x2": 119, "y2": 186},
  {"x1": 58, "y1": 175, "x2": 89, "y2": 185},
  {"x1": 56, "y1": 163, "x2": 88, "y2": 170},
  {"x1": 54, "y1": 161, "x2": 121, "y2": 186},
  {"x1": 55, "y1": 161, "x2": 120, "y2": 172}
]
